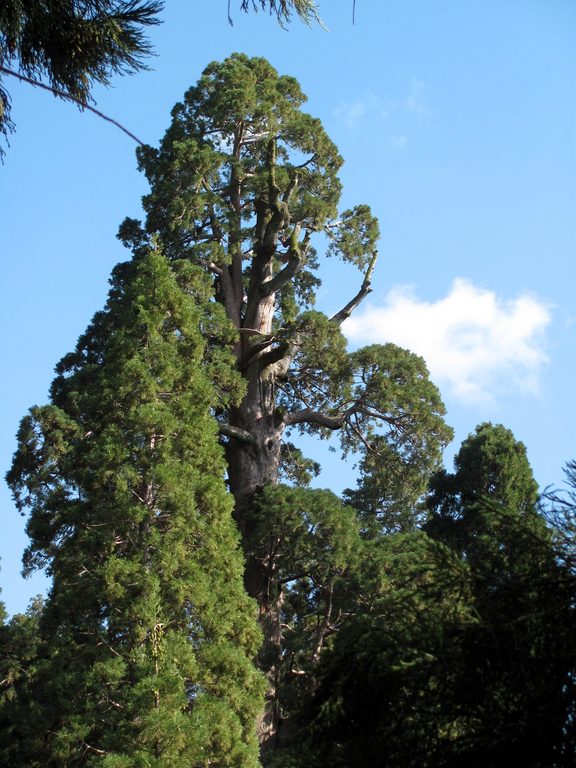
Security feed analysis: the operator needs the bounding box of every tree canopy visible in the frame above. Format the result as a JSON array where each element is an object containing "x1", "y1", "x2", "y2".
[
  {"x1": 119, "y1": 52, "x2": 452, "y2": 749},
  {"x1": 4, "y1": 52, "x2": 574, "y2": 768},
  {"x1": 5, "y1": 246, "x2": 264, "y2": 766}
]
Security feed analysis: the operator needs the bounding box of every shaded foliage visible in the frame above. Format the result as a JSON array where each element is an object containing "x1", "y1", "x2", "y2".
[{"x1": 283, "y1": 424, "x2": 576, "y2": 768}]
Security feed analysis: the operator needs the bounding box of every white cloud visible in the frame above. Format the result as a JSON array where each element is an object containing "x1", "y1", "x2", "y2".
[
  {"x1": 390, "y1": 134, "x2": 408, "y2": 149},
  {"x1": 405, "y1": 78, "x2": 429, "y2": 116},
  {"x1": 333, "y1": 92, "x2": 389, "y2": 127},
  {"x1": 333, "y1": 99, "x2": 367, "y2": 127},
  {"x1": 343, "y1": 278, "x2": 551, "y2": 404}
]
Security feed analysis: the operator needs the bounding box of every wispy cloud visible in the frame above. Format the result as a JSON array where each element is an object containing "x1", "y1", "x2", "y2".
[
  {"x1": 333, "y1": 78, "x2": 428, "y2": 127},
  {"x1": 332, "y1": 91, "x2": 389, "y2": 127},
  {"x1": 405, "y1": 78, "x2": 429, "y2": 116},
  {"x1": 343, "y1": 278, "x2": 551, "y2": 404},
  {"x1": 390, "y1": 135, "x2": 408, "y2": 149}
]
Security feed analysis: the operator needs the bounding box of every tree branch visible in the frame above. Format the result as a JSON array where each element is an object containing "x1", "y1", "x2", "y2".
[
  {"x1": 259, "y1": 227, "x2": 308, "y2": 298},
  {"x1": 285, "y1": 408, "x2": 346, "y2": 430},
  {"x1": 0, "y1": 66, "x2": 145, "y2": 145},
  {"x1": 331, "y1": 250, "x2": 378, "y2": 324},
  {"x1": 218, "y1": 423, "x2": 257, "y2": 445}
]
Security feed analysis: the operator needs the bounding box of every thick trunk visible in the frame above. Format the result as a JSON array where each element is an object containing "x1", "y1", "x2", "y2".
[
  {"x1": 225, "y1": 361, "x2": 286, "y2": 754},
  {"x1": 220, "y1": 150, "x2": 296, "y2": 753}
]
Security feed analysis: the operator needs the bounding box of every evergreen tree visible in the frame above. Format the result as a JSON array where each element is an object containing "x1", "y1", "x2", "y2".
[
  {"x1": 0, "y1": 596, "x2": 44, "y2": 765},
  {"x1": 118, "y1": 53, "x2": 453, "y2": 747},
  {"x1": 423, "y1": 423, "x2": 573, "y2": 766},
  {"x1": 296, "y1": 424, "x2": 574, "y2": 768},
  {"x1": 5, "y1": 247, "x2": 264, "y2": 766}
]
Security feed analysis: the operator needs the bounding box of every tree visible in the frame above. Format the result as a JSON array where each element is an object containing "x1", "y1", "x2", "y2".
[
  {"x1": 5, "y1": 247, "x2": 264, "y2": 766},
  {"x1": 118, "y1": 53, "x2": 453, "y2": 749},
  {"x1": 297, "y1": 424, "x2": 575, "y2": 767},
  {"x1": 424, "y1": 423, "x2": 574, "y2": 766}
]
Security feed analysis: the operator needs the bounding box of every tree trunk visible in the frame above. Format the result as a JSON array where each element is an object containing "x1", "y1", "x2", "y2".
[{"x1": 225, "y1": 354, "x2": 286, "y2": 753}]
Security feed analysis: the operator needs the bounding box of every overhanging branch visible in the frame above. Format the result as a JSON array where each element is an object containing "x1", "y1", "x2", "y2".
[{"x1": 0, "y1": 66, "x2": 145, "y2": 145}]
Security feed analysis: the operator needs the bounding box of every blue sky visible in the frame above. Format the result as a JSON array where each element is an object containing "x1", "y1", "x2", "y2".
[{"x1": 1, "y1": 0, "x2": 575, "y2": 616}]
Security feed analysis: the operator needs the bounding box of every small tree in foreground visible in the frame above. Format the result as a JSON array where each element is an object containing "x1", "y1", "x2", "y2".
[{"x1": 6, "y1": 247, "x2": 264, "y2": 766}]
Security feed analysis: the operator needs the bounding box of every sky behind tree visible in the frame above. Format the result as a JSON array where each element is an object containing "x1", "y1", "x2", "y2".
[{"x1": 1, "y1": 0, "x2": 575, "y2": 615}]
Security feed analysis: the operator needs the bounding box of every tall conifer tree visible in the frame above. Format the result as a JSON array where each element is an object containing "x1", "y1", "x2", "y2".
[
  {"x1": 118, "y1": 54, "x2": 452, "y2": 746},
  {"x1": 6, "y1": 247, "x2": 264, "y2": 766}
]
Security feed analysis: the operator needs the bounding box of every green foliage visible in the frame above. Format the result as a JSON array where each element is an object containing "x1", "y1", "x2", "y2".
[
  {"x1": 421, "y1": 424, "x2": 574, "y2": 766},
  {"x1": 284, "y1": 425, "x2": 575, "y2": 768},
  {"x1": 251, "y1": 485, "x2": 360, "y2": 588},
  {"x1": 0, "y1": 596, "x2": 44, "y2": 764},
  {"x1": 0, "y1": 0, "x2": 162, "y2": 149},
  {"x1": 237, "y1": 1, "x2": 321, "y2": 27},
  {"x1": 117, "y1": 56, "x2": 453, "y2": 751},
  {"x1": 325, "y1": 204, "x2": 380, "y2": 270},
  {"x1": 342, "y1": 344, "x2": 453, "y2": 534},
  {"x1": 5, "y1": 247, "x2": 264, "y2": 766},
  {"x1": 426, "y1": 422, "x2": 543, "y2": 571},
  {"x1": 290, "y1": 531, "x2": 475, "y2": 768}
]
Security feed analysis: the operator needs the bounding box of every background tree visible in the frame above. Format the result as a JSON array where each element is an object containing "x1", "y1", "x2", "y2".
[
  {"x1": 118, "y1": 53, "x2": 453, "y2": 749},
  {"x1": 423, "y1": 423, "x2": 574, "y2": 766},
  {"x1": 541, "y1": 459, "x2": 576, "y2": 760},
  {"x1": 5, "y1": 247, "x2": 264, "y2": 766},
  {"x1": 287, "y1": 424, "x2": 575, "y2": 768}
]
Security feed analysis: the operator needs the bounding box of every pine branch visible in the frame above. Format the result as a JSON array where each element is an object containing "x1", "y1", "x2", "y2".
[{"x1": 0, "y1": 66, "x2": 145, "y2": 145}]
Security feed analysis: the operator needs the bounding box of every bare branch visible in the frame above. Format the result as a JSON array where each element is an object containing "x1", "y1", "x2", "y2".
[
  {"x1": 237, "y1": 328, "x2": 274, "y2": 337},
  {"x1": 331, "y1": 250, "x2": 378, "y2": 324},
  {"x1": 0, "y1": 66, "x2": 145, "y2": 145}
]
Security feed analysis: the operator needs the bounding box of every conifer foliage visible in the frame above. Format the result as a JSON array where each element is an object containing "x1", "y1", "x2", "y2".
[
  {"x1": 6, "y1": 53, "x2": 574, "y2": 768},
  {"x1": 6, "y1": 248, "x2": 264, "y2": 766},
  {"x1": 118, "y1": 53, "x2": 453, "y2": 748}
]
